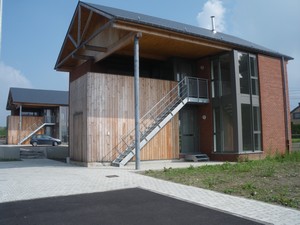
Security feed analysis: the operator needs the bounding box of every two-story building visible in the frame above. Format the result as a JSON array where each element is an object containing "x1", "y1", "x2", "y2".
[
  {"x1": 6, "y1": 87, "x2": 68, "y2": 145},
  {"x1": 55, "y1": 2, "x2": 292, "y2": 166}
]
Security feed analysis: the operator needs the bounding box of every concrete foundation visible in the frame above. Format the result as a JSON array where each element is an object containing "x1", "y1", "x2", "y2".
[
  {"x1": 0, "y1": 146, "x2": 20, "y2": 160},
  {"x1": 0, "y1": 145, "x2": 68, "y2": 161}
]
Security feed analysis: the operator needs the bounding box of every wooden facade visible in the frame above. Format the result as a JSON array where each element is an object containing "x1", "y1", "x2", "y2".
[
  {"x1": 6, "y1": 116, "x2": 44, "y2": 145},
  {"x1": 70, "y1": 72, "x2": 179, "y2": 163}
]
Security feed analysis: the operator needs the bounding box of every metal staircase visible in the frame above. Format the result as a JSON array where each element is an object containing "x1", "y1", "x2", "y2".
[{"x1": 111, "y1": 76, "x2": 209, "y2": 167}]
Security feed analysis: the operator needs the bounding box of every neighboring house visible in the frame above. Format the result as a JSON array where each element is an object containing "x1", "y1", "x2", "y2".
[
  {"x1": 6, "y1": 87, "x2": 69, "y2": 145},
  {"x1": 291, "y1": 103, "x2": 300, "y2": 125},
  {"x1": 55, "y1": 2, "x2": 292, "y2": 166}
]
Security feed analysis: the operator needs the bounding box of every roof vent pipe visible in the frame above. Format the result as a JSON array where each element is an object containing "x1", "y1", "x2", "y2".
[{"x1": 211, "y1": 16, "x2": 216, "y2": 33}]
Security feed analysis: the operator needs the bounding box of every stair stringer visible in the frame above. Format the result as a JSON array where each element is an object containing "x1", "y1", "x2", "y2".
[{"x1": 113, "y1": 98, "x2": 188, "y2": 167}]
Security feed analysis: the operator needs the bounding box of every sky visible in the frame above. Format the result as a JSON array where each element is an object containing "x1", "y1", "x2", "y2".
[{"x1": 0, "y1": 0, "x2": 299, "y2": 126}]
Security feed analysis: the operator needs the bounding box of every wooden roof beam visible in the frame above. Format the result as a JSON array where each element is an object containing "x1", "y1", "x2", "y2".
[
  {"x1": 94, "y1": 31, "x2": 139, "y2": 63},
  {"x1": 56, "y1": 20, "x2": 114, "y2": 69},
  {"x1": 80, "y1": 10, "x2": 93, "y2": 43},
  {"x1": 113, "y1": 22, "x2": 231, "y2": 51},
  {"x1": 84, "y1": 44, "x2": 107, "y2": 52},
  {"x1": 72, "y1": 54, "x2": 94, "y2": 61},
  {"x1": 68, "y1": 34, "x2": 77, "y2": 48}
]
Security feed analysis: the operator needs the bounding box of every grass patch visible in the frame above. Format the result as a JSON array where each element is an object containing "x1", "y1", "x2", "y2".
[
  {"x1": 292, "y1": 138, "x2": 300, "y2": 143},
  {"x1": 144, "y1": 151, "x2": 300, "y2": 209}
]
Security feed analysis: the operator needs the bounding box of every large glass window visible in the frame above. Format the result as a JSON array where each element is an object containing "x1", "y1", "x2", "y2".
[
  {"x1": 241, "y1": 104, "x2": 252, "y2": 151},
  {"x1": 211, "y1": 59, "x2": 219, "y2": 98},
  {"x1": 212, "y1": 51, "x2": 261, "y2": 153},
  {"x1": 220, "y1": 55, "x2": 231, "y2": 96},
  {"x1": 212, "y1": 53, "x2": 235, "y2": 153},
  {"x1": 237, "y1": 52, "x2": 261, "y2": 152},
  {"x1": 238, "y1": 53, "x2": 250, "y2": 94}
]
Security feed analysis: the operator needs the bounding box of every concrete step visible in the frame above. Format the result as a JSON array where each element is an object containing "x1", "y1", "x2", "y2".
[{"x1": 20, "y1": 149, "x2": 45, "y2": 159}]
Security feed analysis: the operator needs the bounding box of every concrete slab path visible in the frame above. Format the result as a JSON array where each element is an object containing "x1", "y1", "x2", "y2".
[{"x1": 0, "y1": 159, "x2": 299, "y2": 225}]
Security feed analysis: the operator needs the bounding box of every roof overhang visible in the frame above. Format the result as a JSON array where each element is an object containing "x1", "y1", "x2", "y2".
[
  {"x1": 55, "y1": 2, "x2": 233, "y2": 72},
  {"x1": 55, "y1": 2, "x2": 292, "y2": 72}
]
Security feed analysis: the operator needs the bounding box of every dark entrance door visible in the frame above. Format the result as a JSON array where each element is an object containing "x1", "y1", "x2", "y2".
[{"x1": 180, "y1": 105, "x2": 199, "y2": 153}]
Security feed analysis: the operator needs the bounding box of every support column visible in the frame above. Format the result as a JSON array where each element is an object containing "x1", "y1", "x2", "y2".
[
  {"x1": 134, "y1": 33, "x2": 142, "y2": 170},
  {"x1": 18, "y1": 105, "x2": 22, "y2": 145}
]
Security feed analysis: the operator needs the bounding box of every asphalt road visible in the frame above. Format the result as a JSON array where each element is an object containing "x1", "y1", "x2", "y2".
[{"x1": 0, "y1": 188, "x2": 264, "y2": 225}]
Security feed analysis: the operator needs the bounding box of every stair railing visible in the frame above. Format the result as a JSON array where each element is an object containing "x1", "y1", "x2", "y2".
[
  {"x1": 100, "y1": 76, "x2": 208, "y2": 163},
  {"x1": 18, "y1": 116, "x2": 56, "y2": 145}
]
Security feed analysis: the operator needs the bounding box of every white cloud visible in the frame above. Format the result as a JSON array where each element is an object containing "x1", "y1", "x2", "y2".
[
  {"x1": 227, "y1": 0, "x2": 300, "y2": 110},
  {"x1": 196, "y1": 0, "x2": 226, "y2": 32},
  {"x1": 0, "y1": 61, "x2": 32, "y2": 126}
]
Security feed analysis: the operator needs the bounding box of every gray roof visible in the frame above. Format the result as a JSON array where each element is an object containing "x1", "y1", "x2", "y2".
[
  {"x1": 7, "y1": 87, "x2": 68, "y2": 109},
  {"x1": 291, "y1": 103, "x2": 300, "y2": 114},
  {"x1": 83, "y1": 2, "x2": 293, "y2": 60}
]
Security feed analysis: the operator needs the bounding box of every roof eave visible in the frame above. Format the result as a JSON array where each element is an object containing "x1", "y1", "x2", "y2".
[{"x1": 112, "y1": 16, "x2": 293, "y2": 61}]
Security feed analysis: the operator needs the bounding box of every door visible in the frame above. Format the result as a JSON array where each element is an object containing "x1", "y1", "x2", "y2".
[{"x1": 180, "y1": 105, "x2": 199, "y2": 153}]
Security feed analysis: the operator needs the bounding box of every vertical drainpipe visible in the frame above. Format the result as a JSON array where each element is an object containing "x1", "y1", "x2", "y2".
[
  {"x1": 19, "y1": 105, "x2": 22, "y2": 145},
  {"x1": 134, "y1": 33, "x2": 142, "y2": 170},
  {"x1": 281, "y1": 56, "x2": 289, "y2": 152}
]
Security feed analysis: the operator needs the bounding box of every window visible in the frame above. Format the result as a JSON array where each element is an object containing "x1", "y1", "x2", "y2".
[
  {"x1": 212, "y1": 51, "x2": 261, "y2": 153},
  {"x1": 294, "y1": 112, "x2": 300, "y2": 119},
  {"x1": 253, "y1": 106, "x2": 261, "y2": 151},
  {"x1": 237, "y1": 52, "x2": 261, "y2": 152},
  {"x1": 250, "y1": 57, "x2": 259, "y2": 95},
  {"x1": 238, "y1": 53, "x2": 250, "y2": 94},
  {"x1": 211, "y1": 59, "x2": 219, "y2": 98},
  {"x1": 220, "y1": 54, "x2": 231, "y2": 96},
  {"x1": 212, "y1": 53, "x2": 235, "y2": 153},
  {"x1": 241, "y1": 104, "x2": 252, "y2": 151}
]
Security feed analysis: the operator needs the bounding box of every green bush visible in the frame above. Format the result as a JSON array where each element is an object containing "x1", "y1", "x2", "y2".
[{"x1": 0, "y1": 127, "x2": 6, "y2": 137}]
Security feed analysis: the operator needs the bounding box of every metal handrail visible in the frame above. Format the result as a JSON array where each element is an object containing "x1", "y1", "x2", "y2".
[{"x1": 100, "y1": 76, "x2": 208, "y2": 163}]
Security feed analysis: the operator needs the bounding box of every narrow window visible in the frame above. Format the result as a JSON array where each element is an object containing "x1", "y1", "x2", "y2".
[{"x1": 238, "y1": 53, "x2": 250, "y2": 94}]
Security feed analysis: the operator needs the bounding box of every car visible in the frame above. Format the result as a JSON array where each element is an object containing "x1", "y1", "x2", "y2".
[{"x1": 30, "y1": 134, "x2": 62, "y2": 146}]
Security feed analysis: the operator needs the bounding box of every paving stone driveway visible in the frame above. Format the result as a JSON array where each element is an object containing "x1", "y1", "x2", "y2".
[{"x1": 0, "y1": 159, "x2": 299, "y2": 225}]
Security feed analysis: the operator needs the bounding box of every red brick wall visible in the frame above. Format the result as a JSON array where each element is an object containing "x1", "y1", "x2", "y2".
[{"x1": 258, "y1": 55, "x2": 290, "y2": 155}]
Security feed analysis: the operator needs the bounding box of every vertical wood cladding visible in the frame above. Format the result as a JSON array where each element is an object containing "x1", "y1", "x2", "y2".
[
  {"x1": 70, "y1": 73, "x2": 179, "y2": 163},
  {"x1": 258, "y1": 55, "x2": 290, "y2": 154},
  {"x1": 6, "y1": 116, "x2": 44, "y2": 145}
]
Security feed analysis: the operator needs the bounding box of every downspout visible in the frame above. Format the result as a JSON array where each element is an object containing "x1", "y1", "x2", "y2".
[{"x1": 281, "y1": 56, "x2": 290, "y2": 152}]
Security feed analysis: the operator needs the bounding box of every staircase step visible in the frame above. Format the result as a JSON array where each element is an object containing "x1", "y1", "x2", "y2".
[
  {"x1": 20, "y1": 149, "x2": 46, "y2": 159},
  {"x1": 184, "y1": 154, "x2": 210, "y2": 162}
]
